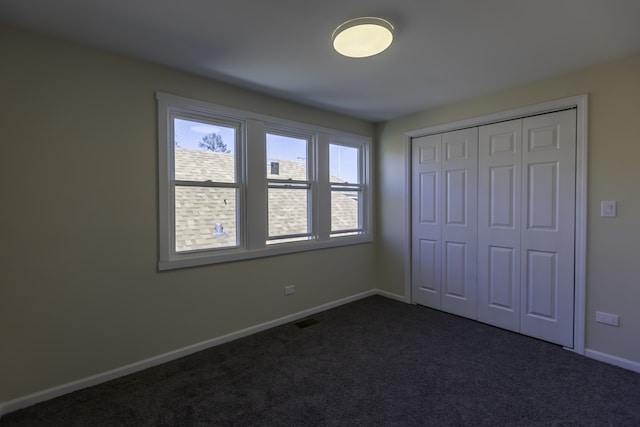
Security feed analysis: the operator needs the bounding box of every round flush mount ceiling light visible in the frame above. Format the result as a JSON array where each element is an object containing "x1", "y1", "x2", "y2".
[{"x1": 332, "y1": 17, "x2": 394, "y2": 58}]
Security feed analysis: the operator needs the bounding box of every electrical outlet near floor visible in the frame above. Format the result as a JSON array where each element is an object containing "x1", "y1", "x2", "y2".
[
  {"x1": 595, "y1": 311, "x2": 619, "y2": 326},
  {"x1": 284, "y1": 285, "x2": 295, "y2": 296}
]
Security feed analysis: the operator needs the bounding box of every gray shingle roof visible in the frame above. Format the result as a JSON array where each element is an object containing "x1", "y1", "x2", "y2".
[{"x1": 174, "y1": 148, "x2": 358, "y2": 252}]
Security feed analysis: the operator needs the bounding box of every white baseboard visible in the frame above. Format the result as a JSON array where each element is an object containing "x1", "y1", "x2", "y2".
[
  {"x1": 585, "y1": 348, "x2": 640, "y2": 374},
  {"x1": 374, "y1": 289, "x2": 406, "y2": 303},
  {"x1": 1, "y1": 289, "x2": 397, "y2": 418}
]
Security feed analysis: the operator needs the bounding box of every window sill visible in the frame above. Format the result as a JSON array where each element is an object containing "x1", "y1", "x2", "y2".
[{"x1": 158, "y1": 234, "x2": 373, "y2": 271}]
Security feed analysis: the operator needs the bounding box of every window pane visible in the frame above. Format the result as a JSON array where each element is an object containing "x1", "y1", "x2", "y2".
[
  {"x1": 331, "y1": 189, "x2": 360, "y2": 232},
  {"x1": 266, "y1": 133, "x2": 307, "y2": 180},
  {"x1": 268, "y1": 187, "x2": 309, "y2": 238},
  {"x1": 175, "y1": 186, "x2": 238, "y2": 252},
  {"x1": 174, "y1": 118, "x2": 236, "y2": 183},
  {"x1": 330, "y1": 144, "x2": 359, "y2": 184}
]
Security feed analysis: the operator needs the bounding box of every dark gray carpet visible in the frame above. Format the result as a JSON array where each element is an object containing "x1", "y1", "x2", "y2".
[{"x1": 2, "y1": 295, "x2": 640, "y2": 426}]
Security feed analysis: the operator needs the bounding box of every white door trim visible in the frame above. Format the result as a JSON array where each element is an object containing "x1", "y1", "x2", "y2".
[{"x1": 404, "y1": 95, "x2": 588, "y2": 355}]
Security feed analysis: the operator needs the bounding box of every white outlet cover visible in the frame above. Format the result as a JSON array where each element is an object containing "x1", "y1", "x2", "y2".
[
  {"x1": 596, "y1": 311, "x2": 619, "y2": 326},
  {"x1": 600, "y1": 200, "x2": 617, "y2": 217}
]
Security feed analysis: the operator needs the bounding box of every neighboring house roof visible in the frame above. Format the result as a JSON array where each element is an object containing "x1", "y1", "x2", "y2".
[{"x1": 174, "y1": 148, "x2": 358, "y2": 252}]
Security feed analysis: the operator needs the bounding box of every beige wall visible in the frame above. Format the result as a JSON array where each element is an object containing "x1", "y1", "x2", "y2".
[
  {"x1": 376, "y1": 54, "x2": 640, "y2": 365},
  {"x1": 0, "y1": 26, "x2": 375, "y2": 403}
]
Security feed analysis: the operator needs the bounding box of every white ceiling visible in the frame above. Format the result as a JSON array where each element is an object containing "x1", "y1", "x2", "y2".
[{"x1": 2, "y1": 0, "x2": 640, "y2": 122}]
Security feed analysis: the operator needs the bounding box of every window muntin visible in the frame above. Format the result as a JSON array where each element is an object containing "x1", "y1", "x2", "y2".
[
  {"x1": 330, "y1": 143, "x2": 364, "y2": 236},
  {"x1": 172, "y1": 115, "x2": 241, "y2": 252},
  {"x1": 157, "y1": 92, "x2": 372, "y2": 270}
]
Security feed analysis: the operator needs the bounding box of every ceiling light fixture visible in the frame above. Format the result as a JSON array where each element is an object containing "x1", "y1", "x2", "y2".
[{"x1": 332, "y1": 17, "x2": 394, "y2": 58}]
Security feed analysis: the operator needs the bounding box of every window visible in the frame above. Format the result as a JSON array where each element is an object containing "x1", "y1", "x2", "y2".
[
  {"x1": 173, "y1": 117, "x2": 241, "y2": 252},
  {"x1": 266, "y1": 132, "x2": 312, "y2": 244},
  {"x1": 330, "y1": 143, "x2": 364, "y2": 236},
  {"x1": 157, "y1": 92, "x2": 372, "y2": 270}
]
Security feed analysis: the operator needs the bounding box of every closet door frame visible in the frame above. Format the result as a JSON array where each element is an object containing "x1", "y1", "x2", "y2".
[{"x1": 404, "y1": 95, "x2": 588, "y2": 355}]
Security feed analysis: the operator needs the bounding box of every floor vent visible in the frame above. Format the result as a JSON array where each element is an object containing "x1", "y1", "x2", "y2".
[{"x1": 294, "y1": 318, "x2": 319, "y2": 329}]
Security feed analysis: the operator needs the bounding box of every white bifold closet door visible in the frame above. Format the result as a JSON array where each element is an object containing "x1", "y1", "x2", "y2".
[
  {"x1": 477, "y1": 119, "x2": 522, "y2": 332},
  {"x1": 478, "y1": 109, "x2": 576, "y2": 347},
  {"x1": 412, "y1": 109, "x2": 576, "y2": 347},
  {"x1": 411, "y1": 128, "x2": 478, "y2": 319}
]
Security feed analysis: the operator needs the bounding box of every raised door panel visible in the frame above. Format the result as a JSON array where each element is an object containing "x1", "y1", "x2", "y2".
[
  {"x1": 417, "y1": 239, "x2": 440, "y2": 295},
  {"x1": 490, "y1": 166, "x2": 516, "y2": 228},
  {"x1": 441, "y1": 128, "x2": 478, "y2": 319},
  {"x1": 477, "y1": 120, "x2": 522, "y2": 332},
  {"x1": 488, "y1": 245, "x2": 516, "y2": 310},
  {"x1": 419, "y1": 172, "x2": 438, "y2": 223},
  {"x1": 444, "y1": 241, "x2": 466, "y2": 298},
  {"x1": 411, "y1": 134, "x2": 442, "y2": 308},
  {"x1": 520, "y1": 110, "x2": 576, "y2": 347},
  {"x1": 527, "y1": 162, "x2": 558, "y2": 230},
  {"x1": 446, "y1": 169, "x2": 467, "y2": 225},
  {"x1": 525, "y1": 250, "x2": 557, "y2": 319}
]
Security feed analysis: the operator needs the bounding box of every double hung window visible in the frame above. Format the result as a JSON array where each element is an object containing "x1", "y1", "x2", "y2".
[
  {"x1": 157, "y1": 92, "x2": 372, "y2": 270},
  {"x1": 330, "y1": 143, "x2": 364, "y2": 236},
  {"x1": 266, "y1": 132, "x2": 313, "y2": 243},
  {"x1": 172, "y1": 117, "x2": 241, "y2": 252}
]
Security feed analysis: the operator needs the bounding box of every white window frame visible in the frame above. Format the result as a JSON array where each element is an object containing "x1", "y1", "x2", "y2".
[
  {"x1": 265, "y1": 128, "x2": 315, "y2": 243},
  {"x1": 157, "y1": 92, "x2": 372, "y2": 270},
  {"x1": 172, "y1": 113, "x2": 244, "y2": 253},
  {"x1": 329, "y1": 141, "x2": 368, "y2": 237}
]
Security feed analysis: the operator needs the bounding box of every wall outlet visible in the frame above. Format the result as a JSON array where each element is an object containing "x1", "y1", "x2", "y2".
[
  {"x1": 595, "y1": 311, "x2": 619, "y2": 326},
  {"x1": 600, "y1": 200, "x2": 617, "y2": 217},
  {"x1": 284, "y1": 285, "x2": 295, "y2": 296}
]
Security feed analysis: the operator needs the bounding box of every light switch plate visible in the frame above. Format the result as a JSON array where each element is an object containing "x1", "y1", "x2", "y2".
[{"x1": 601, "y1": 200, "x2": 617, "y2": 217}]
